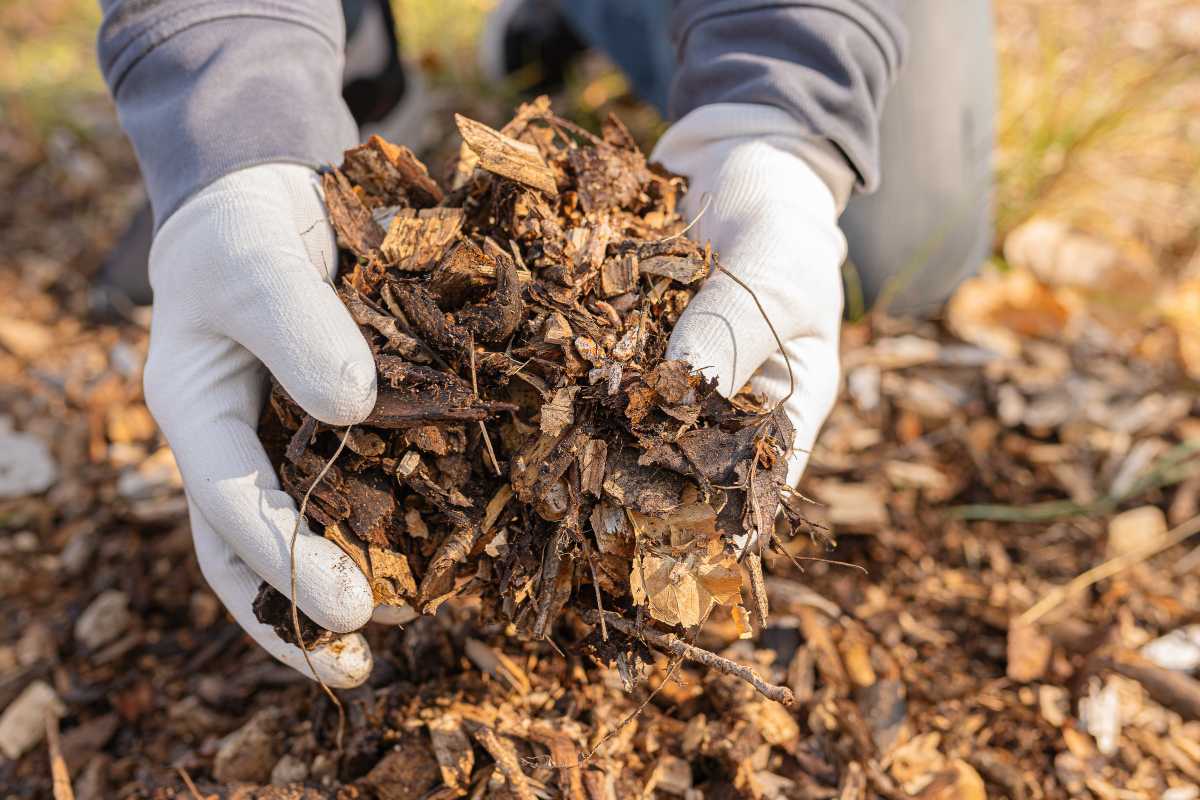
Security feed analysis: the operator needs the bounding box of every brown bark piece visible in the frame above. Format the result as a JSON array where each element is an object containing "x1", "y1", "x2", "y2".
[
  {"x1": 360, "y1": 734, "x2": 443, "y2": 800},
  {"x1": 639, "y1": 254, "x2": 708, "y2": 285},
  {"x1": 600, "y1": 253, "x2": 638, "y2": 298},
  {"x1": 321, "y1": 169, "x2": 385, "y2": 257},
  {"x1": 343, "y1": 471, "x2": 395, "y2": 546},
  {"x1": 387, "y1": 280, "x2": 468, "y2": 356},
  {"x1": 456, "y1": 252, "x2": 525, "y2": 345},
  {"x1": 426, "y1": 715, "x2": 474, "y2": 795},
  {"x1": 341, "y1": 134, "x2": 443, "y2": 208}
]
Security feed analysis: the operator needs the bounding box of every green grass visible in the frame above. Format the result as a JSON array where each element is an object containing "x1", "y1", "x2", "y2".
[{"x1": 993, "y1": 1, "x2": 1200, "y2": 267}]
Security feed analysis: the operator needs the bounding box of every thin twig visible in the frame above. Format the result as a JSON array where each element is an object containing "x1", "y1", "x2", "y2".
[
  {"x1": 175, "y1": 767, "x2": 205, "y2": 800},
  {"x1": 468, "y1": 333, "x2": 503, "y2": 476},
  {"x1": 769, "y1": 533, "x2": 868, "y2": 574},
  {"x1": 586, "y1": 549, "x2": 608, "y2": 641},
  {"x1": 46, "y1": 714, "x2": 73, "y2": 800},
  {"x1": 555, "y1": 603, "x2": 720, "y2": 767},
  {"x1": 290, "y1": 426, "x2": 353, "y2": 751},
  {"x1": 659, "y1": 193, "x2": 713, "y2": 242},
  {"x1": 575, "y1": 653, "x2": 687, "y2": 764},
  {"x1": 1018, "y1": 512, "x2": 1200, "y2": 626},
  {"x1": 584, "y1": 610, "x2": 795, "y2": 706}
]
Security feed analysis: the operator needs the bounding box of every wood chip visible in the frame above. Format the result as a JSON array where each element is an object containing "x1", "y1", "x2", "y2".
[{"x1": 455, "y1": 114, "x2": 558, "y2": 195}]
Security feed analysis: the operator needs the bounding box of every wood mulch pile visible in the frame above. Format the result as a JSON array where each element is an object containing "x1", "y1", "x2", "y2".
[
  {"x1": 255, "y1": 99, "x2": 800, "y2": 707},
  {"x1": 5, "y1": 100, "x2": 1200, "y2": 800}
]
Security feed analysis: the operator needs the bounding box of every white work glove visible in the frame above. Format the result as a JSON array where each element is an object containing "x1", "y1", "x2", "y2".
[
  {"x1": 653, "y1": 104, "x2": 851, "y2": 485},
  {"x1": 145, "y1": 163, "x2": 384, "y2": 688}
]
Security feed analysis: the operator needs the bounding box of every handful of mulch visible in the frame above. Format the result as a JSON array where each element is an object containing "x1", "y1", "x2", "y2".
[{"x1": 256, "y1": 98, "x2": 806, "y2": 703}]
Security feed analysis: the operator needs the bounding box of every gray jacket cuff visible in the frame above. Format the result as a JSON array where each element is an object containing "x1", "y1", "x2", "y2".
[
  {"x1": 669, "y1": 0, "x2": 907, "y2": 193},
  {"x1": 98, "y1": 1, "x2": 358, "y2": 229}
]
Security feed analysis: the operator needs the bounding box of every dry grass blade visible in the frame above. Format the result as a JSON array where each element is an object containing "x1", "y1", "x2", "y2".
[{"x1": 1018, "y1": 513, "x2": 1200, "y2": 626}]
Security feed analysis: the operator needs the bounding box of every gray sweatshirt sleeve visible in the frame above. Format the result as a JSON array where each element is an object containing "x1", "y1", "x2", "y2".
[
  {"x1": 669, "y1": 0, "x2": 907, "y2": 193},
  {"x1": 97, "y1": 1, "x2": 358, "y2": 228}
]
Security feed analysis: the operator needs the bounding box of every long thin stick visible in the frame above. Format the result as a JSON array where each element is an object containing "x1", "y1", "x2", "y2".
[
  {"x1": 46, "y1": 715, "x2": 73, "y2": 800},
  {"x1": 1018, "y1": 512, "x2": 1200, "y2": 626},
  {"x1": 584, "y1": 610, "x2": 795, "y2": 706},
  {"x1": 175, "y1": 767, "x2": 205, "y2": 800},
  {"x1": 467, "y1": 333, "x2": 503, "y2": 476},
  {"x1": 289, "y1": 426, "x2": 353, "y2": 750},
  {"x1": 586, "y1": 550, "x2": 608, "y2": 641}
]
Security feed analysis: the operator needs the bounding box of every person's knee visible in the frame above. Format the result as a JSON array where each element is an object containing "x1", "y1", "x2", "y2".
[{"x1": 848, "y1": 190, "x2": 993, "y2": 317}]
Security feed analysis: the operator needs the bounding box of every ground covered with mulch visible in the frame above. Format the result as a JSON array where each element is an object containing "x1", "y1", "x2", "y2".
[{"x1": 6, "y1": 96, "x2": 1200, "y2": 800}]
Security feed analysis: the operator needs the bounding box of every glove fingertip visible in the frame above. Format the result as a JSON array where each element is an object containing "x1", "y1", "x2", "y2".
[
  {"x1": 301, "y1": 545, "x2": 376, "y2": 634},
  {"x1": 311, "y1": 633, "x2": 373, "y2": 689},
  {"x1": 298, "y1": 352, "x2": 378, "y2": 427}
]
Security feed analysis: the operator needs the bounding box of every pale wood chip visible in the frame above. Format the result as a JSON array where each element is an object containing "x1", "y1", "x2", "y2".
[{"x1": 455, "y1": 114, "x2": 558, "y2": 195}]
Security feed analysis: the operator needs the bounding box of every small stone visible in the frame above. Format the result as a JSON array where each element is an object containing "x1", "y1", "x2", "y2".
[
  {"x1": 0, "y1": 680, "x2": 65, "y2": 759},
  {"x1": 15, "y1": 623, "x2": 55, "y2": 667},
  {"x1": 0, "y1": 431, "x2": 58, "y2": 499},
  {"x1": 74, "y1": 755, "x2": 110, "y2": 800},
  {"x1": 310, "y1": 752, "x2": 338, "y2": 782},
  {"x1": 189, "y1": 591, "x2": 222, "y2": 629},
  {"x1": 647, "y1": 754, "x2": 693, "y2": 796},
  {"x1": 115, "y1": 446, "x2": 181, "y2": 501},
  {"x1": 1108, "y1": 505, "x2": 1167, "y2": 558},
  {"x1": 1142, "y1": 625, "x2": 1200, "y2": 672},
  {"x1": 11, "y1": 531, "x2": 38, "y2": 552},
  {"x1": 74, "y1": 591, "x2": 132, "y2": 651},
  {"x1": 105, "y1": 405, "x2": 156, "y2": 445},
  {"x1": 271, "y1": 753, "x2": 310, "y2": 785},
  {"x1": 1007, "y1": 623, "x2": 1053, "y2": 683},
  {"x1": 213, "y1": 709, "x2": 281, "y2": 784},
  {"x1": 60, "y1": 527, "x2": 97, "y2": 576},
  {"x1": 0, "y1": 317, "x2": 54, "y2": 359}
]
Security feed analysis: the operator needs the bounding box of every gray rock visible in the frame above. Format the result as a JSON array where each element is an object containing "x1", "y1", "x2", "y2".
[
  {"x1": 271, "y1": 753, "x2": 310, "y2": 785},
  {"x1": 213, "y1": 709, "x2": 281, "y2": 784},
  {"x1": 0, "y1": 431, "x2": 57, "y2": 499},
  {"x1": 0, "y1": 680, "x2": 65, "y2": 759},
  {"x1": 74, "y1": 591, "x2": 132, "y2": 651}
]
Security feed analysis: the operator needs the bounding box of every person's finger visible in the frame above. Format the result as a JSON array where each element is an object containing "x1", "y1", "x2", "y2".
[
  {"x1": 664, "y1": 140, "x2": 846, "y2": 397},
  {"x1": 143, "y1": 331, "x2": 375, "y2": 634},
  {"x1": 153, "y1": 165, "x2": 376, "y2": 426},
  {"x1": 748, "y1": 335, "x2": 842, "y2": 485},
  {"x1": 190, "y1": 500, "x2": 373, "y2": 688}
]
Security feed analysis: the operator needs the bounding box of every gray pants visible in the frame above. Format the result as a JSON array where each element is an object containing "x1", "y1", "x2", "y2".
[{"x1": 562, "y1": 0, "x2": 997, "y2": 316}]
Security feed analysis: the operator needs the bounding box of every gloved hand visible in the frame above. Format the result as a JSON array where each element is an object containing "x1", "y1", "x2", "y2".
[
  {"x1": 652, "y1": 104, "x2": 851, "y2": 486},
  {"x1": 144, "y1": 163, "x2": 384, "y2": 688}
]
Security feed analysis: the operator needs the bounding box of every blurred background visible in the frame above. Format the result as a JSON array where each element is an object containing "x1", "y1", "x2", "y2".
[{"x1": 4, "y1": 1, "x2": 1200, "y2": 798}]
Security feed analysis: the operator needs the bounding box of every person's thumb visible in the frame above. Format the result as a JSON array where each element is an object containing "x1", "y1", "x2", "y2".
[{"x1": 153, "y1": 164, "x2": 377, "y2": 426}]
